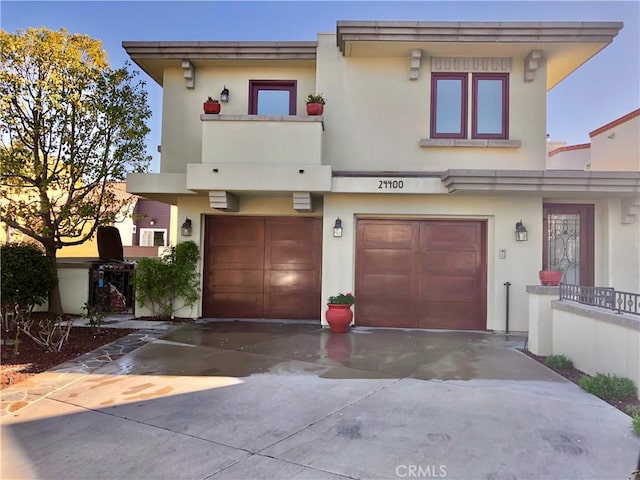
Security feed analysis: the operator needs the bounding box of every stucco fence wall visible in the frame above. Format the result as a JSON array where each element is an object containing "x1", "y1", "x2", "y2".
[
  {"x1": 33, "y1": 262, "x2": 91, "y2": 315},
  {"x1": 527, "y1": 287, "x2": 640, "y2": 399}
]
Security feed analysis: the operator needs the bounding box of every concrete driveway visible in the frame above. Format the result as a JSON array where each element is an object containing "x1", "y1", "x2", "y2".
[{"x1": 2, "y1": 320, "x2": 639, "y2": 479}]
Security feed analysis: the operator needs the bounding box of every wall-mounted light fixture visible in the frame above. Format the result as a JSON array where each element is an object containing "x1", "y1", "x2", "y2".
[
  {"x1": 220, "y1": 86, "x2": 229, "y2": 103},
  {"x1": 149, "y1": 218, "x2": 156, "y2": 226},
  {"x1": 181, "y1": 218, "x2": 193, "y2": 237},
  {"x1": 515, "y1": 220, "x2": 528, "y2": 241},
  {"x1": 333, "y1": 217, "x2": 343, "y2": 238}
]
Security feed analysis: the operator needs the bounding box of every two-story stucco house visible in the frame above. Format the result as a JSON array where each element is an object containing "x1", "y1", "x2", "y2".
[{"x1": 123, "y1": 21, "x2": 639, "y2": 331}]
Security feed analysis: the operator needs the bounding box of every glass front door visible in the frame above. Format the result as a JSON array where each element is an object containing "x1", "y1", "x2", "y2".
[{"x1": 543, "y1": 204, "x2": 594, "y2": 286}]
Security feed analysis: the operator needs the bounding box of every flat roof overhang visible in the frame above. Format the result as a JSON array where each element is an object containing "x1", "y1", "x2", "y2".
[
  {"x1": 122, "y1": 41, "x2": 318, "y2": 86},
  {"x1": 441, "y1": 169, "x2": 640, "y2": 197},
  {"x1": 336, "y1": 21, "x2": 623, "y2": 89}
]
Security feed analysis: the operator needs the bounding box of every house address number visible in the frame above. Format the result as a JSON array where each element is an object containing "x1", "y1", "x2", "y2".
[{"x1": 378, "y1": 180, "x2": 405, "y2": 189}]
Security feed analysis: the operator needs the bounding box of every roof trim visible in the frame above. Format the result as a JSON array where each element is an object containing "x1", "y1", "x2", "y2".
[
  {"x1": 548, "y1": 143, "x2": 591, "y2": 158},
  {"x1": 336, "y1": 21, "x2": 623, "y2": 54},
  {"x1": 589, "y1": 108, "x2": 640, "y2": 138},
  {"x1": 441, "y1": 169, "x2": 640, "y2": 195},
  {"x1": 122, "y1": 41, "x2": 317, "y2": 60}
]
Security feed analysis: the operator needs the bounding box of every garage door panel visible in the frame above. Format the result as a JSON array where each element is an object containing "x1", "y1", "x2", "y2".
[
  {"x1": 420, "y1": 222, "x2": 480, "y2": 250},
  {"x1": 208, "y1": 293, "x2": 263, "y2": 318},
  {"x1": 361, "y1": 273, "x2": 415, "y2": 294},
  {"x1": 265, "y1": 270, "x2": 319, "y2": 291},
  {"x1": 267, "y1": 246, "x2": 319, "y2": 269},
  {"x1": 266, "y1": 218, "x2": 319, "y2": 242},
  {"x1": 421, "y1": 251, "x2": 479, "y2": 275},
  {"x1": 420, "y1": 278, "x2": 479, "y2": 302},
  {"x1": 203, "y1": 216, "x2": 322, "y2": 319},
  {"x1": 208, "y1": 246, "x2": 264, "y2": 269},
  {"x1": 209, "y1": 269, "x2": 263, "y2": 292},
  {"x1": 356, "y1": 219, "x2": 486, "y2": 330},
  {"x1": 360, "y1": 221, "x2": 419, "y2": 250},
  {"x1": 360, "y1": 249, "x2": 415, "y2": 272},
  {"x1": 356, "y1": 300, "x2": 419, "y2": 328},
  {"x1": 265, "y1": 293, "x2": 320, "y2": 319},
  {"x1": 421, "y1": 302, "x2": 483, "y2": 330},
  {"x1": 209, "y1": 217, "x2": 264, "y2": 244}
]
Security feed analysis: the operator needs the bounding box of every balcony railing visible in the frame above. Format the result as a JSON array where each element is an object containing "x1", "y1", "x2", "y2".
[{"x1": 559, "y1": 283, "x2": 640, "y2": 315}]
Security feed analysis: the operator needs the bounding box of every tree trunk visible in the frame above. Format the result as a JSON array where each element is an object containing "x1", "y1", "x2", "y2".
[{"x1": 45, "y1": 246, "x2": 64, "y2": 315}]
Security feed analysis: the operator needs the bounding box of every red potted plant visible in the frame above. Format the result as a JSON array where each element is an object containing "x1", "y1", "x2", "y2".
[
  {"x1": 203, "y1": 97, "x2": 221, "y2": 114},
  {"x1": 306, "y1": 93, "x2": 325, "y2": 116},
  {"x1": 325, "y1": 292, "x2": 355, "y2": 333},
  {"x1": 539, "y1": 270, "x2": 563, "y2": 286}
]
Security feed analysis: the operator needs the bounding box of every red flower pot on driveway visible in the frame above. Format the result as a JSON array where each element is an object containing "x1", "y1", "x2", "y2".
[{"x1": 325, "y1": 304, "x2": 353, "y2": 333}]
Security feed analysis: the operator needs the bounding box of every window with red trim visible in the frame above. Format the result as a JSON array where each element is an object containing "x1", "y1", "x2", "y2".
[
  {"x1": 430, "y1": 73, "x2": 509, "y2": 140},
  {"x1": 472, "y1": 73, "x2": 508, "y2": 139},
  {"x1": 430, "y1": 73, "x2": 467, "y2": 139},
  {"x1": 248, "y1": 80, "x2": 297, "y2": 115}
]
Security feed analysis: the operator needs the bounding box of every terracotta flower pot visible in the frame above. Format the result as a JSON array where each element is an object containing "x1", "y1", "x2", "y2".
[
  {"x1": 539, "y1": 270, "x2": 563, "y2": 286},
  {"x1": 306, "y1": 103, "x2": 324, "y2": 115},
  {"x1": 203, "y1": 101, "x2": 221, "y2": 114},
  {"x1": 325, "y1": 304, "x2": 353, "y2": 333}
]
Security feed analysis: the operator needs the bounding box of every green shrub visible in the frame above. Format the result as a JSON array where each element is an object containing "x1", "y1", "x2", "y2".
[
  {"x1": 632, "y1": 413, "x2": 640, "y2": 437},
  {"x1": 1, "y1": 243, "x2": 56, "y2": 314},
  {"x1": 626, "y1": 405, "x2": 640, "y2": 417},
  {"x1": 578, "y1": 373, "x2": 637, "y2": 401},
  {"x1": 544, "y1": 354, "x2": 574, "y2": 370},
  {"x1": 135, "y1": 241, "x2": 200, "y2": 319}
]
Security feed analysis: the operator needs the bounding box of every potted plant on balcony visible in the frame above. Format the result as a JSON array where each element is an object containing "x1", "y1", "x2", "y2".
[
  {"x1": 306, "y1": 93, "x2": 325, "y2": 116},
  {"x1": 203, "y1": 97, "x2": 221, "y2": 114},
  {"x1": 325, "y1": 292, "x2": 355, "y2": 333}
]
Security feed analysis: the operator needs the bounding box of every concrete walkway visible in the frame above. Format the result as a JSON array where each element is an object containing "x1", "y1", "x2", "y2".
[{"x1": 1, "y1": 320, "x2": 639, "y2": 479}]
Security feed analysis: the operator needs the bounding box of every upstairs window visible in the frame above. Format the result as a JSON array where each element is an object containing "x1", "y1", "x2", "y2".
[
  {"x1": 249, "y1": 80, "x2": 297, "y2": 115},
  {"x1": 430, "y1": 73, "x2": 509, "y2": 140},
  {"x1": 431, "y1": 74, "x2": 467, "y2": 139},
  {"x1": 472, "y1": 74, "x2": 509, "y2": 139}
]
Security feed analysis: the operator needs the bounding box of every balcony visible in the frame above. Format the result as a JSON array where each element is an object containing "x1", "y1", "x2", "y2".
[
  {"x1": 188, "y1": 114, "x2": 331, "y2": 198},
  {"x1": 201, "y1": 114, "x2": 323, "y2": 165}
]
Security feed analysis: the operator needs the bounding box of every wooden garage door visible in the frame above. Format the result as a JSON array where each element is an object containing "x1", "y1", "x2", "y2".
[
  {"x1": 203, "y1": 216, "x2": 322, "y2": 319},
  {"x1": 356, "y1": 219, "x2": 486, "y2": 330}
]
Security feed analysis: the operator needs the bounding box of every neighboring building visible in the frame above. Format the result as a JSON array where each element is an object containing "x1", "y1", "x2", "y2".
[
  {"x1": 124, "y1": 21, "x2": 639, "y2": 330},
  {"x1": 111, "y1": 182, "x2": 175, "y2": 259},
  {"x1": 1, "y1": 181, "x2": 175, "y2": 259},
  {"x1": 547, "y1": 109, "x2": 640, "y2": 293}
]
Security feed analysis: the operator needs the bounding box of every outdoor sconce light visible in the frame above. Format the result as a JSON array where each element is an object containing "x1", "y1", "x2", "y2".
[
  {"x1": 220, "y1": 86, "x2": 229, "y2": 103},
  {"x1": 181, "y1": 218, "x2": 193, "y2": 237},
  {"x1": 149, "y1": 218, "x2": 156, "y2": 226},
  {"x1": 515, "y1": 220, "x2": 528, "y2": 242},
  {"x1": 333, "y1": 217, "x2": 343, "y2": 238}
]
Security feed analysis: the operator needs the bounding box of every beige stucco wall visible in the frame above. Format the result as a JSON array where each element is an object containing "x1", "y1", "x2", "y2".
[
  {"x1": 57, "y1": 265, "x2": 90, "y2": 315},
  {"x1": 590, "y1": 114, "x2": 640, "y2": 171},
  {"x1": 315, "y1": 33, "x2": 548, "y2": 171},
  {"x1": 322, "y1": 193, "x2": 543, "y2": 332},
  {"x1": 546, "y1": 147, "x2": 589, "y2": 170},
  {"x1": 526, "y1": 286, "x2": 558, "y2": 355},
  {"x1": 599, "y1": 198, "x2": 640, "y2": 292},
  {"x1": 201, "y1": 118, "x2": 323, "y2": 165},
  {"x1": 161, "y1": 66, "x2": 316, "y2": 173},
  {"x1": 552, "y1": 301, "x2": 640, "y2": 398}
]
